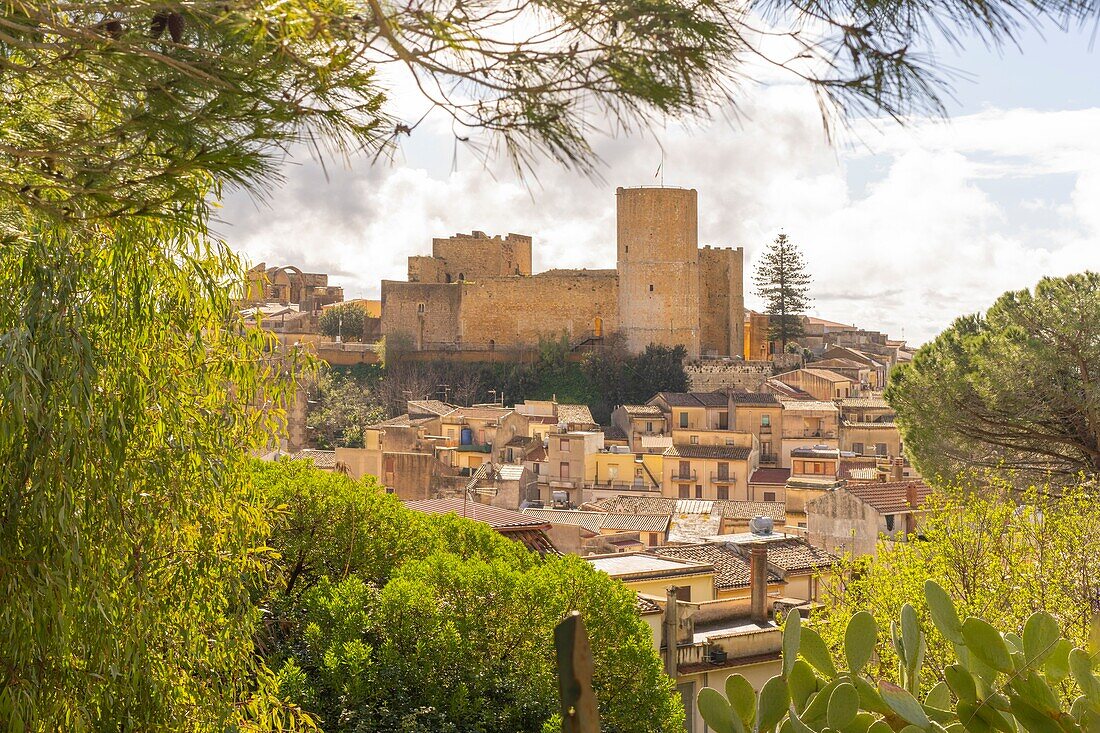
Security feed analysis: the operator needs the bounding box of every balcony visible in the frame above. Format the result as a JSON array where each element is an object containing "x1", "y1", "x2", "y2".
[
  {"x1": 759, "y1": 453, "x2": 779, "y2": 465},
  {"x1": 586, "y1": 479, "x2": 659, "y2": 492},
  {"x1": 710, "y1": 472, "x2": 736, "y2": 484},
  {"x1": 672, "y1": 469, "x2": 697, "y2": 482},
  {"x1": 760, "y1": 425, "x2": 772, "y2": 435},
  {"x1": 783, "y1": 429, "x2": 837, "y2": 439}
]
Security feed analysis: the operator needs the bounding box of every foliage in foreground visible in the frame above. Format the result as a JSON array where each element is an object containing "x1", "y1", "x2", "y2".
[
  {"x1": 0, "y1": 224, "x2": 310, "y2": 729},
  {"x1": 700, "y1": 580, "x2": 1099, "y2": 733},
  {"x1": 887, "y1": 272, "x2": 1100, "y2": 485},
  {"x1": 255, "y1": 459, "x2": 684, "y2": 733},
  {"x1": 810, "y1": 479, "x2": 1100, "y2": 696}
]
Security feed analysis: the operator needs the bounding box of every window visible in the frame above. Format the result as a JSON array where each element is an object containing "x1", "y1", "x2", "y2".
[
  {"x1": 533, "y1": 463, "x2": 540, "y2": 474},
  {"x1": 885, "y1": 514, "x2": 895, "y2": 531},
  {"x1": 719, "y1": 411, "x2": 728, "y2": 429},
  {"x1": 417, "y1": 302, "x2": 425, "y2": 315},
  {"x1": 675, "y1": 586, "x2": 691, "y2": 601},
  {"x1": 678, "y1": 485, "x2": 690, "y2": 498},
  {"x1": 725, "y1": 438, "x2": 734, "y2": 446},
  {"x1": 559, "y1": 462, "x2": 570, "y2": 479},
  {"x1": 761, "y1": 414, "x2": 771, "y2": 427},
  {"x1": 635, "y1": 467, "x2": 643, "y2": 478},
  {"x1": 717, "y1": 486, "x2": 729, "y2": 500},
  {"x1": 876, "y1": 443, "x2": 888, "y2": 456},
  {"x1": 560, "y1": 438, "x2": 570, "y2": 452},
  {"x1": 717, "y1": 462, "x2": 729, "y2": 480},
  {"x1": 646, "y1": 421, "x2": 653, "y2": 432},
  {"x1": 690, "y1": 435, "x2": 699, "y2": 445},
  {"x1": 852, "y1": 442, "x2": 864, "y2": 455},
  {"x1": 764, "y1": 491, "x2": 776, "y2": 502},
  {"x1": 458, "y1": 272, "x2": 465, "y2": 281},
  {"x1": 695, "y1": 485, "x2": 703, "y2": 498},
  {"x1": 678, "y1": 460, "x2": 691, "y2": 479},
  {"x1": 679, "y1": 412, "x2": 688, "y2": 428},
  {"x1": 647, "y1": 532, "x2": 657, "y2": 547},
  {"x1": 649, "y1": 284, "x2": 654, "y2": 292}
]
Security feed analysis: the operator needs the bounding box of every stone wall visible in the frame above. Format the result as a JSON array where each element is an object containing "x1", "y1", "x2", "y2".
[
  {"x1": 459, "y1": 269, "x2": 618, "y2": 349},
  {"x1": 408, "y1": 255, "x2": 446, "y2": 283},
  {"x1": 380, "y1": 280, "x2": 463, "y2": 348},
  {"x1": 698, "y1": 246, "x2": 745, "y2": 358},
  {"x1": 432, "y1": 231, "x2": 533, "y2": 281},
  {"x1": 686, "y1": 361, "x2": 773, "y2": 392}
]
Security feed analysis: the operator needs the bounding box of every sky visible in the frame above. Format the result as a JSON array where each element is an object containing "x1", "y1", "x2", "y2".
[{"x1": 218, "y1": 19, "x2": 1100, "y2": 346}]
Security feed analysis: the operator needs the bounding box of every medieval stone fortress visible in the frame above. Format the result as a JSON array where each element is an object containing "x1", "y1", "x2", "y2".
[{"x1": 381, "y1": 187, "x2": 745, "y2": 360}]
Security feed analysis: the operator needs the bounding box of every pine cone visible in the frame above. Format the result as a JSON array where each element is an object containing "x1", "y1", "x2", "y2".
[
  {"x1": 150, "y1": 11, "x2": 168, "y2": 39},
  {"x1": 167, "y1": 12, "x2": 184, "y2": 43}
]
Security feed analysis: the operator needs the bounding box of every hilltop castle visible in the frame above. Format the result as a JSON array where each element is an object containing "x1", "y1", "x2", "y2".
[{"x1": 381, "y1": 187, "x2": 745, "y2": 360}]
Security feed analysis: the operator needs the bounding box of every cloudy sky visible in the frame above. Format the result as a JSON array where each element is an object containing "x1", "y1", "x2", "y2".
[{"x1": 218, "y1": 20, "x2": 1100, "y2": 346}]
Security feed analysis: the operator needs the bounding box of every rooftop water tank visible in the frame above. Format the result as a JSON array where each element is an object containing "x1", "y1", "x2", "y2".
[
  {"x1": 460, "y1": 427, "x2": 473, "y2": 445},
  {"x1": 749, "y1": 516, "x2": 774, "y2": 535}
]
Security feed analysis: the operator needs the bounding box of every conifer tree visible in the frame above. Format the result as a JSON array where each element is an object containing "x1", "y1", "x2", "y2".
[{"x1": 752, "y1": 233, "x2": 814, "y2": 350}]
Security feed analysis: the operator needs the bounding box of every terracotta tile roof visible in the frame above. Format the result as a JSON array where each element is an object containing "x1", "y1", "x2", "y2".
[
  {"x1": 766, "y1": 380, "x2": 814, "y2": 399},
  {"x1": 665, "y1": 444, "x2": 753, "y2": 460},
  {"x1": 407, "y1": 399, "x2": 454, "y2": 417},
  {"x1": 526, "y1": 445, "x2": 547, "y2": 462},
  {"x1": 729, "y1": 392, "x2": 779, "y2": 406},
  {"x1": 443, "y1": 405, "x2": 512, "y2": 421},
  {"x1": 290, "y1": 449, "x2": 337, "y2": 469},
  {"x1": 588, "y1": 496, "x2": 677, "y2": 514},
  {"x1": 404, "y1": 498, "x2": 548, "y2": 530},
  {"x1": 846, "y1": 481, "x2": 932, "y2": 514},
  {"x1": 654, "y1": 543, "x2": 782, "y2": 590},
  {"x1": 364, "y1": 413, "x2": 436, "y2": 429},
  {"x1": 558, "y1": 404, "x2": 595, "y2": 425},
  {"x1": 622, "y1": 404, "x2": 664, "y2": 417},
  {"x1": 800, "y1": 368, "x2": 854, "y2": 383},
  {"x1": 521, "y1": 508, "x2": 605, "y2": 533},
  {"x1": 836, "y1": 397, "x2": 892, "y2": 409},
  {"x1": 779, "y1": 400, "x2": 839, "y2": 412},
  {"x1": 723, "y1": 501, "x2": 786, "y2": 521},
  {"x1": 750, "y1": 468, "x2": 791, "y2": 485},
  {"x1": 762, "y1": 538, "x2": 837, "y2": 573},
  {"x1": 636, "y1": 594, "x2": 662, "y2": 614},
  {"x1": 602, "y1": 425, "x2": 628, "y2": 441},
  {"x1": 505, "y1": 435, "x2": 538, "y2": 448},
  {"x1": 811, "y1": 358, "x2": 866, "y2": 370},
  {"x1": 602, "y1": 513, "x2": 671, "y2": 533},
  {"x1": 651, "y1": 392, "x2": 728, "y2": 408},
  {"x1": 494, "y1": 464, "x2": 527, "y2": 482}
]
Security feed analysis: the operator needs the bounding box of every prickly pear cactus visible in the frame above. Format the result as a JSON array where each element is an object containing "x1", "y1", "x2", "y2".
[{"x1": 698, "y1": 580, "x2": 1100, "y2": 733}]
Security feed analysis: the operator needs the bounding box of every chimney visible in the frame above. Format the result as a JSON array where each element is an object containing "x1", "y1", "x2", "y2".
[
  {"x1": 663, "y1": 586, "x2": 679, "y2": 677},
  {"x1": 750, "y1": 543, "x2": 768, "y2": 624},
  {"x1": 904, "y1": 481, "x2": 919, "y2": 535},
  {"x1": 891, "y1": 458, "x2": 904, "y2": 482}
]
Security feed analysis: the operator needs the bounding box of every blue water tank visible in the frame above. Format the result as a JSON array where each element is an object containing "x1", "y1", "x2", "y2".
[{"x1": 460, "y1": 427, "x2": 473, "y2": 445}]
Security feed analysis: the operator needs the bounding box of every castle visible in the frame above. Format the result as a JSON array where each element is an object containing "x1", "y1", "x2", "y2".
[{"x1": 381, "y1": 187, "x2": 745, "y2": 360}]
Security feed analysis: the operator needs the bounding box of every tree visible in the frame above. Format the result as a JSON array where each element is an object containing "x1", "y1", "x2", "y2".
[
  {"x1": 256, "y1": 459, "x2": 684, "y2": 733},
  {"x1": 809, "y1": 476, "x2": 1100, "y2": 695},
  {"x1": 753, "y1": 234, "x2": 813, "y2": 350},
  {"x1": 319, "y1": 303, "x2": 367, "y2": 341},
  {"x1": 305, "y1": 369, "x2": 385, "y2": 448},
  {"x1": 886, "y1": 273, "x2": 1100, "y2": 485}
]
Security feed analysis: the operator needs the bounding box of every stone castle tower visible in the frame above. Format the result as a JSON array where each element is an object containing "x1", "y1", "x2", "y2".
[
  {"x1": 380, "y1": 186, "x2": 743, "y2": 360},
  {"x1": 616, "y1": 187, "x2": 701, "y2": 358}
]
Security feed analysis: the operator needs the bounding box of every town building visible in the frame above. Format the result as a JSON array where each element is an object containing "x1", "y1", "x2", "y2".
[
  {"x1": 610, "y1": 404, "x2": 669, "y2": 453},
  {"x1": 773, "y1": 367, "x2": 860, "y2": 401},
  {"x1": 728, "y1": 391, "x2": 782, "y2": 467},
  {"x1": 806, "y1": 480, "x2": 932, "y2": 557},
  {"x1": 663, "y1": 429, "x2": 759, "y2": 501},
  {"x1": 777, "y1": 400, "x2": 840, "y2": 467},
  {"x1": 380, "y1": 187, "x2": 745, "y2": 360},
  {"x1": 837, "y1": 396, "x2": 902, "y2": 458}
]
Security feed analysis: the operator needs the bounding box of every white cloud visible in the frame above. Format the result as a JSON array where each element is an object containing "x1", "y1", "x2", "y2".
[{"x1": 218, "y1": 86, "x2": 1100, "y2": 347}]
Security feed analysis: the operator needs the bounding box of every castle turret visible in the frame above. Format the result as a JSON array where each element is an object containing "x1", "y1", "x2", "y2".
[{"x1": 615, "y1": 187, "x2": 700, "y2": 359}]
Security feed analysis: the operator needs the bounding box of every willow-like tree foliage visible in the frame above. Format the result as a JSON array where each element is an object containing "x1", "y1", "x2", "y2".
[{"x1": 887, "y1": 272, "x2": 1100, "y2": 485}]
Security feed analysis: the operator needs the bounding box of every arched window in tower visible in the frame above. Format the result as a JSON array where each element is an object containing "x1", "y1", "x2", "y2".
[
  {"x1": 459, "y1": 273, "x2": 465, "y2": 281},
  {"x1": 649, "y1": 284, "x2": 654, "y2": 292}
]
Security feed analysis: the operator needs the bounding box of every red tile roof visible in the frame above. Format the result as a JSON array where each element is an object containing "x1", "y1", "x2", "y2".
[
  {"x1": 846, "y1": 481, "x2": 932, "y2": 514},
  {"x1": 750, "y1": 468, "x2": 791, "y2": 485},
  {"x1": 665, "y1": 444, "x2": 753, "y2": 460},
  {"x1": 404, "y1": 498, "x2": 549, "y2": 530}
]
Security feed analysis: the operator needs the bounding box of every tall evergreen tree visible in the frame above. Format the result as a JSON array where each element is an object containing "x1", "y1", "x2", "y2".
[{"x1": 752, "y1": 233, "x2": 813, "y2": 350}]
